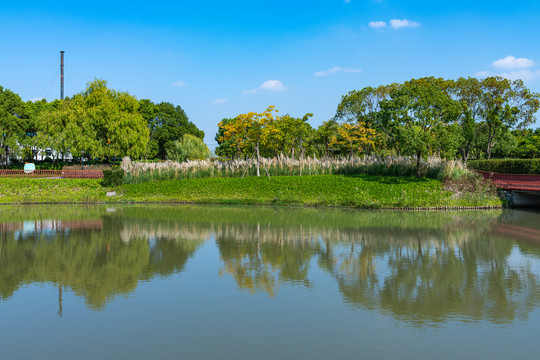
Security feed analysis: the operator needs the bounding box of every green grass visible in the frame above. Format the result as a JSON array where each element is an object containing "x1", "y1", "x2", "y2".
[
  {"x1": 0, "y1": 174, "x2": 501, "y2": 208},
  {"x1": 118, "y1": 174, "x2": 501, "y2": 208},
  {"x1": 0, "y1": 178, "x2": 107, "y2": 204}
]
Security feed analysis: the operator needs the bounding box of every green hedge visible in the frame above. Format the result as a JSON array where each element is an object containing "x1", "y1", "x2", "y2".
[
  {"x1": 468, "y1": 159, "x2": 540, "y2": 174},
  {"x1": 102, "y1": 169, "x2": 125, "y2": 187}
]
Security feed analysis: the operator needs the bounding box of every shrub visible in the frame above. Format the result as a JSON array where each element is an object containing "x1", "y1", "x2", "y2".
[
  {"x1": 467, "y1": 159, "x2": 540, "y2": 174},
  {"x1": 102, "y1": 169, "x2": 125, "y2": 187}
]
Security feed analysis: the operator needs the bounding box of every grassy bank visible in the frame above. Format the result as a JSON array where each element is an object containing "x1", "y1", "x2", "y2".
[
  {"x1": 0, "y1": 179, "x2": 106, "y2": 203},
  {"x1": 0, "y1": 174, "x2": 501, "y2": 208}
]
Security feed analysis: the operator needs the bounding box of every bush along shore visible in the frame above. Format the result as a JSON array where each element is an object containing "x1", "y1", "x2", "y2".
[{"x1": 0, "y1": 156, "x2": 502, "y2": 209}]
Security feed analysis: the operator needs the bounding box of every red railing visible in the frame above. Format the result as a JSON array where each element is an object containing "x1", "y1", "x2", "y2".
[
  {"x1": 476, "y1": 171, "x2": 540, "y2": 191},
  {"x1": 0, "y1": 169, "x2": 103, "y2": 179}
]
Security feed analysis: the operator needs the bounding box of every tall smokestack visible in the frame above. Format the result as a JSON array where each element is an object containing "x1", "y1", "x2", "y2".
[{"x1": 60, "y1": 51, "x2": 65, "y2": 100}]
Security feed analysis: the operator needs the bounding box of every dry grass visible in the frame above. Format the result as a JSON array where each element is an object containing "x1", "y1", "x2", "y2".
[{"x1": 120, "y1": 155, "x2": 470, "y2": 183}]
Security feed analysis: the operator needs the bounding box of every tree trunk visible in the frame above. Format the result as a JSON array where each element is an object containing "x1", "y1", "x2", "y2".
[
  {"x1": 461, "y1": 143, "x2": 469, "y2": 162},
  {"x1": 256, "y1": 142, "x2": 260, "y2": 177},
  {"x1": 416, "y1": 152, "x2": 421, "y2": 178},
  {"x1": 486, "y1": 123, "x2": 494, "y2": 160}
]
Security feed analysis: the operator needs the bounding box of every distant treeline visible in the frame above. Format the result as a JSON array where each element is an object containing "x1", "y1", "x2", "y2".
[
  {"x1": 2, "y1": 76, "x2": 539, "y2": 170},
  {"x1": 215, "y1": 77, "x2": 540, "y2": 175},
  {"x1": 0, "y1": 79, "x2": 204, "y2": 167}
]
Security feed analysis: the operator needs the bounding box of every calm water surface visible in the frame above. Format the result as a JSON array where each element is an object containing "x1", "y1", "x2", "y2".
[{"x1": 1, "y1": 205, "x2": 540, "y2": 359}]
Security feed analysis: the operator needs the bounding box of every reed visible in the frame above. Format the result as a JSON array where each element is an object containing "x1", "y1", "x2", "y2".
[{"x1": 121, "y1": 155, "x2": 469, "y2": 183}]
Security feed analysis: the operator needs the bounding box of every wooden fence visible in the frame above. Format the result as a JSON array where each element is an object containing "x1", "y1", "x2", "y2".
[{"x1": 0, "y1": 169, "x2": 103, "y2": 179}]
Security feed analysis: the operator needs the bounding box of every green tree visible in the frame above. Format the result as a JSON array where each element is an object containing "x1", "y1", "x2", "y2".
[
  {"x1": 139, "y1": 99, "x2": 204, "y2": 160},
  {"x1": 167, "y1": 133, "x2": 210, "y2": 162},
  {"x1": 479, "y1": 77, "x2": 539, "y2": 159},
  {"x1": 271, "y1": 113, "x2": 314, "y2": 158},
  {"x1": 452, "y1": 77, "x2": 483, "y2": 161},
  {"x1": 381, "y1": 78, "x2": 461, "y2": 176},
  {"x1": 0, "y1": 86, "x2": 26, "y2": 167},
  {"x1": 38, "y1": 79, "x2": 149, "y2": 161},
  {"x1": 313, "y1": 120, "x2": 339, "y2": 159},
  {"x1": 215, "y1": 118, "x2": 239, "y2": 158},
  {"x1": 218, "y1": 106, "x2": 279, "y2": 177},
  {"x1": 511, "y1": 129, "x2": 540, "y2": 158}
]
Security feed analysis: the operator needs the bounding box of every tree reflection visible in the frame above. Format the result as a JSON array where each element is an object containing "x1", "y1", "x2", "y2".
[
  {"x1": 2, "y1": 205, "x2": 540, "y2": 325},
  {"x1": 0, "y1": 214, "x2": 204, "y2": 310},
  {"x1": 217, "y1": 223, "x2": 320, "y2": 296},
  {"x1": 214, "y1": 214, "x2": 540, "y2": 325}
]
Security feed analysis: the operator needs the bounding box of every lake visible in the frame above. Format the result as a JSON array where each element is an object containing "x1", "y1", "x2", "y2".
[{"x1": 1, "y1": 205, "x2": 540, "y2": 359}]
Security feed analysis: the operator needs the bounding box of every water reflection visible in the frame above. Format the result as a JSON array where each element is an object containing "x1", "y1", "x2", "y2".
[{"x1": 1, "y1": 205, "x2": 539, "y2": 325}]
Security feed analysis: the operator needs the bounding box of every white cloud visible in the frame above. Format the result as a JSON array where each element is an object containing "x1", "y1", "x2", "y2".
[
  {"x1": 28, "y1": 97, "x2": 44, "y2": 102},
  {"x1": 389, "y1": 19, "x2": 420, "y2": 29},
  {"x1": 244, "y1": 80, "x2": 287, "y2": 94},
  {"x1": 492, "y1": 55, "x2": 535, "y2": 70},
  {"x1": 212, "y1": 98, "x2": 228, "y2": 104},
  {"x1": 369, "y1": 21, "x2": 387, "y2": 29},
  {"x1": 260, "y1": 80, "x2": 286, "y2": 91},
  {"x1": 172, "y1": 80, "x2": 187, "y2": 87},
  {"x1": 473, "y1": 70, "x2": 492, "y2": 78},
  {"x1": 474, "y1": 69, "x2": 540, "y2": 81},
  {"x1": 369, "y1": 19, "x2": 420, "y2": 29},
  {"x1": 500, "y1": 70, "x2": 540, "y2": 81},
  {"x1": 314, "y1": 66, "x2": 362, "y2": 77},
  {"x1": 475, "y1": 55, "x2": 540, "y2": 82}
]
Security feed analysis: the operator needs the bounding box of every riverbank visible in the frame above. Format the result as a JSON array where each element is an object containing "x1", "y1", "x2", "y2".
[{"x1": 0, "y1": 174, "x2": 501, "y2": 208}]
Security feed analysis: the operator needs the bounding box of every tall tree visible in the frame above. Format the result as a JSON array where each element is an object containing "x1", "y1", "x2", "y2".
[
  {"x1": 313, "y1": 120, "x2": 339, "y2": 159},
  {"x1": 215, "y1": 118, "x2": 240, "y2": 158},
  {"x1": 479, "y1": 77, "x2": 539, "y2": 159},
  {"x1": 381, "y1": 78, "x2": 461, "y2": 176},
  {"x1": 0, "y1": 86, "x2": 25, "y2": 167},
  {"x1": 37, "y1": 79, "x2": 149, "y2": 160},
  {"x1": 219, "y1": 106, "x2": 279, "y2": 177},
  {"x1": 272, "y1": 113, "x2": 314, "y2": 158},
  {"x1": 139, "y1": 99, "x2": 204, "y2": 160},
  {"x1": 330, "y1": 122, "x2": 378, "y2": 157}
]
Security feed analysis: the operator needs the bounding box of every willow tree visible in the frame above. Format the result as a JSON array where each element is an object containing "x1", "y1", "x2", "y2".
[{"x1": 37, "y1": 79, "x2": 149, "y2": 161}]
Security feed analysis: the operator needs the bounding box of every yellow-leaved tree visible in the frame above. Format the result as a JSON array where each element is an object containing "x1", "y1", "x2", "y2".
[
  {"x1": 330, "y1": 122, "x2": 378, "y2": 157},
  {"x1": 218, "y1": 106, "x2": 279, "y2": 177}
]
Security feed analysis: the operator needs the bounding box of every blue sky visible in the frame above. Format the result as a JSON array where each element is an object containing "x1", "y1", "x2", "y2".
[{"x1": 2, "y1": 0, "x2": 540, "y2": 147}]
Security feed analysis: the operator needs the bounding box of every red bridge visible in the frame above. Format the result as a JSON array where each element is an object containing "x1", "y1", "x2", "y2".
[
  {"x1": 476, "y1": 171, "x2": 540, "y2": 207},
  {"x1": 476, "y1": 171, "x2": 540, "y2": 192}
]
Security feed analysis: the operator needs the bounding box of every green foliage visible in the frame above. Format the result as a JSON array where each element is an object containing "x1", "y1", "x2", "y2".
[
  {"x1": 37, "y1": 79, "x2": 149, "y2": 161},
  {"x1": 215, "y1": 118, "x2": 238, "y2": 158},
  {"x1": 468, "y1": 159, "x2": 540, "y2": 174},
  {"x1": 167, "y1": 134, "x2": 210, "y2": 162},
  {"x1": 139, "y1": 99, "x2": 204, "y2": 159},
  {"x1": 102, "y1": 169, "x2": 125, "y2": 187},
  {"x1": 511, "y1": 129, "x2": 540, "y2": 158},
  {"x1": 381, "y1": 77, "x2": 462, "y2": 176},
  {"x1": 0, "y1": 86, "x2": 26, "y2": 166}
]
